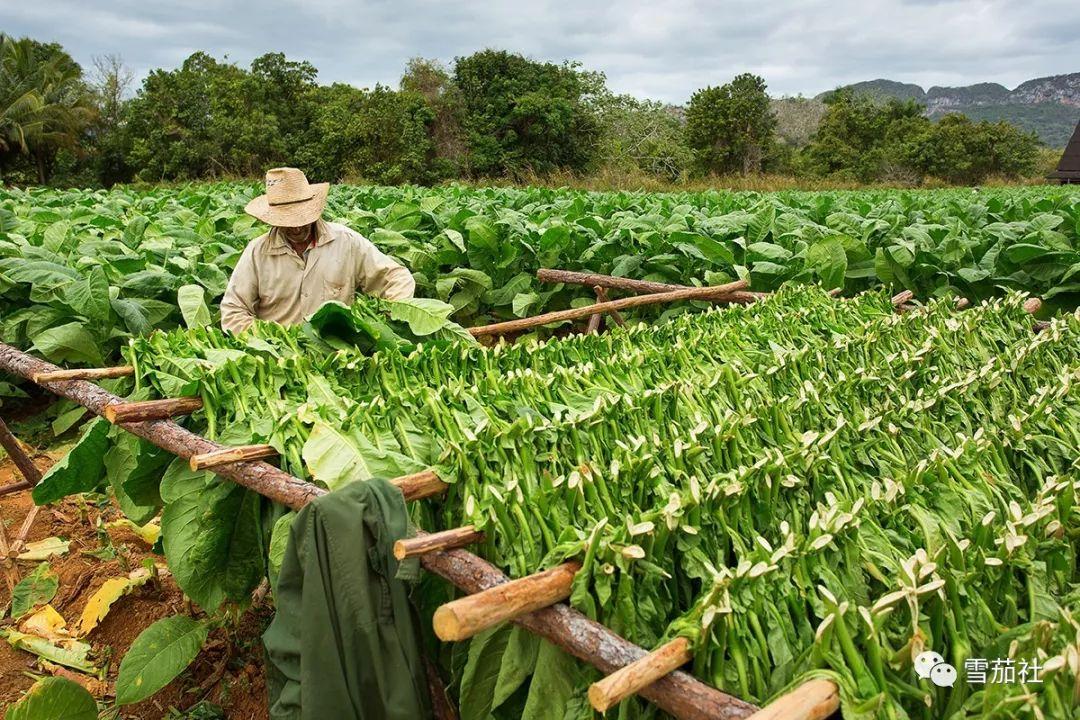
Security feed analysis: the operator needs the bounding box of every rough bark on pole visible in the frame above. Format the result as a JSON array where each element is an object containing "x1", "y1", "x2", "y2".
[
  {"x1": 434, "y1": 561, "x2": 581, "y2": 641},
  {"x1": 471, "y1": 283, "x2": 749, "y2": 338},
  {"x1": 589, "y1": 636, "x2": 694, "y2": 712},
  {"x1": 2, "y1": 342, "x2": 756, "y2": 720},
  {"x1": 31, "y1": 366, "x2": 134, "y2": 383},
  {"x1": 420, "y1": 547, "x2": 757, "y2": 720},
  {"x1": 586, "y1": 287, "x2": 604, "y2": 335},
  {"x1": 394, "y1": 526, "x2": 484, "y2": 560},
  {"x1": 744, "y1": 679, "x2": 839, "y2": 720},
  {"x1": 189, "y1": 444, "x2": 278, "y2": 471},
  {"x1": 103, "y1": 396, "x2": 203, "y2": 423},
  {"x1": 391, "y1": 469, "x2": 449, "y2": 501},
  {"x1": 890, "y1": 290, "x2": 914, "y2": 307},
  {"x1": 1023, "y1": 297, "x2": 1042, "y2": 315},
  {"x1": 0, "y1": 417, "x2": 42, "y2": 486}
]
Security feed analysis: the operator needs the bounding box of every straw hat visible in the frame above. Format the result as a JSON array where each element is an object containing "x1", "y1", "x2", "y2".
[{"x1": 244, "y1": 168, "x2": 329, "y2": 227}]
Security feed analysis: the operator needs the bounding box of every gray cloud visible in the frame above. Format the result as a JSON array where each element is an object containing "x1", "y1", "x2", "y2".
[{"x1": 3, "y1": 0, "x2": 1078, "y2": 102}]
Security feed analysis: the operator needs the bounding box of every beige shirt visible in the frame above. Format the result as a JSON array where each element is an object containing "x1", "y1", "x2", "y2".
[{"x1": 220, "y1": 219, "x2": 415, "y2": 334}]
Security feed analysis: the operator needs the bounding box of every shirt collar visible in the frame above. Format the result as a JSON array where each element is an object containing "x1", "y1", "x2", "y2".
[{"x1": 267, "y1": 219, "x2": 333, "y2": 255}]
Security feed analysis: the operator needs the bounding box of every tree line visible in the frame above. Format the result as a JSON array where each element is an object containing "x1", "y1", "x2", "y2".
[{"x1": 0, "y1": 34, "x2": 1043, "y2": 188}]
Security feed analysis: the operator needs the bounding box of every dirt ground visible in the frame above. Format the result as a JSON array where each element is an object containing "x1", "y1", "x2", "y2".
[{"x1": 0, "y1": 455, "x2": 271, "y2": 719}]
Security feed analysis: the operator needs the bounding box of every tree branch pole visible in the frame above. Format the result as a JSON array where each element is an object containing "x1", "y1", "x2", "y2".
[
  {"x1": 0, "y1": 416, "x2": 42, "y2": 486},
  {"x1": 471, "y1": 282, "x2": 750, "y2": 338},
  {"x1": 0, "y1": 342, "x2": 755, "y2": 720}
]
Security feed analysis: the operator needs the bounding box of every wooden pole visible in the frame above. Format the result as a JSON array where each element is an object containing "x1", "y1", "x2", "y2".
[
  {"x1": 890, "y1": 290, "x2": 914, "y2": 306},
  {"x1": 394, "y1": 526, "x2": 484, "y2": 560},
  {"x1": 391, "y1": 469, "x2": 449, "y2": 501},
  {"x1": 31, "y1": 366, "x2": 134, "y2": 383},
  {"x1": 470, "y1": 282, "x2": 749, "y2": 338},
  {"x1": 1, "y1": 342, "x2": 756, "y2": 720},
  {"x1": 596, "y1": 287, "x2": 626, "y2": 327},
  {"x1": 103, "y1": 397, "x2": 203, "y2": 423},
  {"x1": 1023, "y1": 297, "x2": 1042, "y2": 315},
  {"x1": 743, "y1": 679, "x2": 839, "y2": 720},
  {"x1": 189, "y1": 444, "x2": 278, "y2": 471},
  {"x1": 0, "y1": 479, "x2": 32, "y2": 497},
  {"x1": 538, "y1": 269, "x2": 696, "y2": 295},
  {"x1": 586, "y1": 287, "x2": 604, "y2": 335},
  {"x1": 433, "y1": 562, "x2": 581, "y2": 641},
  {"x1": 588, "y1": 637, "x2": 694, "y2": 712},
  {"x1": 0, "y1": 417, "x2": 42, "y2": 486}
]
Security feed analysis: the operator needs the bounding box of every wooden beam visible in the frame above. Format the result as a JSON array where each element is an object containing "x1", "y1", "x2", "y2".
[
  {"x1": 891, "y1": 290, "x2": 915, "y2": 307},
  {"x1": 588, "y1": 637, "x2": 693, "y2": 712},
  {"x1": 394, "y1": 526, "x2": 484, "y2": 560},
  {"x1": 189, "y1": 444, "x2": 278, "y2": 471},
  {"x1": 471, "y1": 282, "x2": 749, "y2": 338},
  {"x1": 392, "y1": 469, "x2": 449, "y2": 501},
  {"x1": 434, "y1": 562, "x2": 581, "y2": 641},
  {"x1": 0, "y1": 480, "x2": 32, "y2": 498},
  {"x1": 538, "y1": 268, "x2": 694, "y2": 295},
  {"x1": 2, "y1": 342, "x2": 756, "y2": 720},
  {"x1": 103, "y1": 396, "x2": 203, "y2": 424},
  {"x1": 744, "y1": 679, "x2": 840, "y2": 720},
  {"x1": 31, "y1": 365, "x2": 134, "y2": 383},
  {"x1": 0, "y1": 417, "x2": 42, "y2": 486}
]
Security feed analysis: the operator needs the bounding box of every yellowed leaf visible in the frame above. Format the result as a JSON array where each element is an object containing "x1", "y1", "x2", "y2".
[
  {"x1": 106, "y1": 518, "x2": 161, "y2": 545},
  {"x1": 77, "y1": 568, "x2": 152, "y2": 637},
  {"x1": 20, "y1": 605, "x2": 69, "y2": 640},
  {"x1": 16, "y1": 537, "x2": 70, "y2": 561}
]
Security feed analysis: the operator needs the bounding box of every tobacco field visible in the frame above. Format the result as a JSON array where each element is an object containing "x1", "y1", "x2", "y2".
[{"x1": 2, "y1": 181, "x2": 1080, "y2": 719}]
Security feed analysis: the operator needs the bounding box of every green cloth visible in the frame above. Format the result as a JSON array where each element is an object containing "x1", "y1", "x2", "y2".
[{"x1": 263, "y1": 478, "x2": 432, "y2": 720}]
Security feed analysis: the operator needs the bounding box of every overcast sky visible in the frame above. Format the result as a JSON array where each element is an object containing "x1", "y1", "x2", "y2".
[{"x1": 4, "y1": 0, "x2": 1079, "y2": 103}]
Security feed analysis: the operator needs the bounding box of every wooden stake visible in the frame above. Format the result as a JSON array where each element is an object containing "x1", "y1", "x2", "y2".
[
  {"x1": 433, "y1": 561, "x2": 581, "y2": 641},
  {"x1": 390, "y1": 469, "x2": 448, "y2": 501},
  {"x1": 891, "y1": 290, "x2": 915, "y2": 306},
  {"x1": 538, "y1": 269, "x2": 695, "y2": 295},
  {"x1": 744, "y1": 679, "x2": 839, "y2": 720},
  {"x1": 32, "y1": 365, "x2": 134, "y2": 383},
  {"x1": 588, "y1": 637, "x2": 693, "y2": 712},
  {"x1": 595, "y1": 287, "x2": 625, "y2": 326},
  {"x1": 0, "y1": 479, "x2": 32, "y2": 497},
  {"x1": 955, "y1": 297, "x2": 971, "y2": 310},
  {"x1": 586, "y1": 287, "x2": 604, "y2": 335},
  {"x1": 394, "y1": 526, "x2": 484, "y2": 560},
  {"x1": 189, "y1": 444, "x2": 278, "y2": 471},
  {"x1": 103, "y1": 396, "x2": 203, "y2": 423},
  {"x1": 471, "y1": 283, "x2": 749, "y2": 338},
  {"x1": 10, "y1": 505, "x2": 40, "y2": 557},
  {"x1": 1023, "y1": 297, "x2": 1042, "y2": 315},
  {"x1": 0, "y1": 417, "x2": 42, "y2": 486}
]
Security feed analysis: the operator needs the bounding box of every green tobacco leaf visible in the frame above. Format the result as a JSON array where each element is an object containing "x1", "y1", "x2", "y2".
[
  {"x1": 104, "y1": 432, "x2": 169, "y2": 525},
  {"x1": 521, "y1": 641, "x2": 581, "y2": 720},
  {"x1": 30, "y1": 323, "x2": 103, "y2": 367},
  {"x1": 159, "y1": 459, "x2": 263, "y2": 609},
  {"x1": 4, "y1": 677, "x2": 98, "y2": 720},
  {"x1": 33, "y1": 419, "x2": 110, "y2": 505},
  {"x1": 493, "y1": 626, "x2": 541, "y2": 709},
  {"x1": 386, "y1": 297, "x2": 456, "y2": 335},
  {"x1": 10, "y1": 563, "x2": 58, "y2": 619},
  {"x1": 267, "y1": 511, "x2": 295, "y2": 591},
  {"x1": 63, "y1": 266, "x2": 111, "y2": 322},
  {"x1": 302, "y1": 422, "x2": 424, "y2": 490},
  {"x1": 115, "y1": 615, "x2": 209, "y2": 705},
  {"x1": 459, "y1": 625, "x2": 511, "y2": 720},
  {"x1": 177, "y1": 284, "x2": 212, "y2": 329},
  {"x1": 806, "y1": 236, "x2": 848, "y2": 290}
]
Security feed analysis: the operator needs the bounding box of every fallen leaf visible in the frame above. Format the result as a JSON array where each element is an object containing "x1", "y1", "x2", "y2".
[
  {"x1": 2, "y1": 628, "x2": 97, "y2": 673},
  {"x1": 17, "y1": 537, "x2": 70, "y2": 561},
  {"x1": 77, "y1": 568, "x2": 153, "y2": 637},
  {"x1": 10, "y1": 562, "x2": 59, "y2": 618},
  {"x1": 20, "y1": 605, "x2": 69, "y2": 640},
  {"x1": 106, "y1": 518, "x2": 161, "y2": 545}
]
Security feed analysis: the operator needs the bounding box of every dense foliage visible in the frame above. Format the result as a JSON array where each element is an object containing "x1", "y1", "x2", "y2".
[
  {"x1": 32, "y1": 287, "x2": 1080, "y2": 718},
  {"x1": 2, "y1": 182, "x2": 1079, "y2": 376},
  {"x1": 0, "y1": 33, "x2": 1048, "y2": 187}
]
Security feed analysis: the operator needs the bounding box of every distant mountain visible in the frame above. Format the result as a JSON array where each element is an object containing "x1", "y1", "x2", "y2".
[{"x1": 808, "y1": 73, "x2": 1080, "y2": 146}]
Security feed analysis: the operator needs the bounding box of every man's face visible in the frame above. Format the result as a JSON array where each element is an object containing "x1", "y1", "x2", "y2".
[{"x1": 280, "y1": 223, "x2": 313, "y2": 244}]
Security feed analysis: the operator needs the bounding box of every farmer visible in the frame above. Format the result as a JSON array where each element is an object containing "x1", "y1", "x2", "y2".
[{"x1": 220, "y1": 167, "x2": 415, "y2": 333}]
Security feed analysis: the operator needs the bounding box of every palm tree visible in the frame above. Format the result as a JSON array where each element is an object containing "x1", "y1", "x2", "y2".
[{"x1": 0, "y1": 35, "x2": 96, "y2": 184}]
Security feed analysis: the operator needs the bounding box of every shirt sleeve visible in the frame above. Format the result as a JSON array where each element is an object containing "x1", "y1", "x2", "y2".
[
  {"x1": 220, "y1": 241, "x2": 260, "y2": 333},
  {"x1": 354, "y1": 235, "x2": 416, "y2": 300}
]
